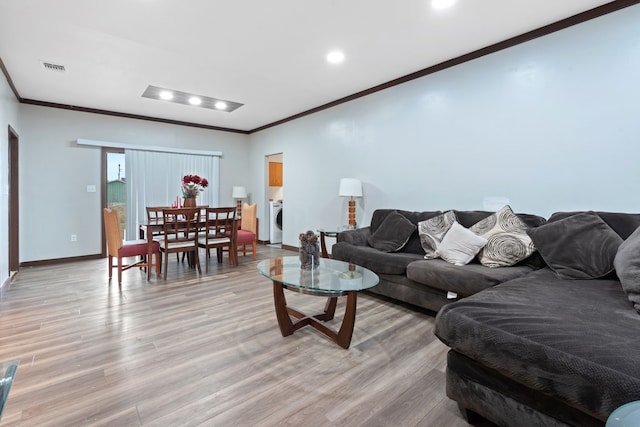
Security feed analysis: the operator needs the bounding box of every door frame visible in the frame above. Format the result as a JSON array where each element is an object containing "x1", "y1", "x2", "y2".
[
  {"x1": 101, "y1": 147, "x2": 124, "y2": 257},
  {"x1": 8, "y1": 125, "x2": 19, "y2": 274}
]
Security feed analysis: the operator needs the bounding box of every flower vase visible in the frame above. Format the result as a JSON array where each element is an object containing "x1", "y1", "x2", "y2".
[{"x1": 183, "y1": 197, "x2": 196, "y2": 208}]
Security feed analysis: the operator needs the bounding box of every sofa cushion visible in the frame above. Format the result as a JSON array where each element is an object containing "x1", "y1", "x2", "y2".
[
  {"x1": 418, "y1": 210, "x2": 457, "y2": 259},
  {"x1": 434, "y1": 268, "x2": 640, "y2": 421},
  {"x1": 367, "y1": 211, "x2": 416, "y2": 252},
  {"x1": 331, "y1": 242, "x2": 424, "y2": 275},
  {"x1": 436, "y1": 221, "x2": 488, "y2": 266},
  {"x1": 549, "y1": 211, "x2": 640, "y2": 240},
  {"x1": 469, "y1": 205, "x2": 536, "y2": 268},
  {"x1": 614, "y1": 225, "x2": 640, "y2": 314},
  {"x1": 370, "y1": 209, "x2": 442, "y2": 255},
  {"x1": 407, "y1": 258, "x2": 535, "y2": 296},
  {"x1": 527, "y1": 211, "x2": 623, "y2": 279}
]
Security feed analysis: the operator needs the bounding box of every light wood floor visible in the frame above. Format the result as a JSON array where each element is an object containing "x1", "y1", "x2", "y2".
[{"x1": 0, "y1": 245, "x2": 472, "y2": 426}]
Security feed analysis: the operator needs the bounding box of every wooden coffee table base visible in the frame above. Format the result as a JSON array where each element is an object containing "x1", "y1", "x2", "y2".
[{"x1": 272, "y1": 281, "x2": 357, "y2": 349}]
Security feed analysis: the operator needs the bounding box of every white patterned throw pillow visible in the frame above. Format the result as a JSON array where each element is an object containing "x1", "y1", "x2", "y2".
[
  {"x1": 469, "y1": 205, "x2": 536, "y2": 268},
  {"x1": 418, "y1": 210, "x2": 457, "y2": 259}
]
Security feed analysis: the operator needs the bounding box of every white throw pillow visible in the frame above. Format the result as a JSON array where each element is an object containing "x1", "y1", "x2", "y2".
[{"x1": 436, "y1": 221, "x2": 488, "y2": 266}]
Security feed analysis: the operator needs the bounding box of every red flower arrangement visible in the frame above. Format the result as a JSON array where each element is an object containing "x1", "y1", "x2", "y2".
[{"x1": 182, "y1": 174, "x2": 208, "y2": 198}]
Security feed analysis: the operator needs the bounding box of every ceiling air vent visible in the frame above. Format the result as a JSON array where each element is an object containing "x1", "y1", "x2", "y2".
[{"x1": 40, "y1": 61, "x2": 66, "y2": 72}]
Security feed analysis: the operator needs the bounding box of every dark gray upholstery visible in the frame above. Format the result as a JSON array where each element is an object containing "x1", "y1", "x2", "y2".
[
  {"x1": 528, "y1": 211, "x2": 623, "y2": 279},
  {"x1": 435, "y1": 268, "x2": 640, "y2": 423},
  {"x1": 614, "y1": 224, "x2": 640, "y2": 314},
  {"x1": 548, "y1": 211, "x2": 640, "y2": 240},
  {"x1": 338, "y1": 208, "x2": 640, "y2": 426},
  {"x1": 366, "y1": 273, "x2": 453, "y2": 313},
  {"x1": 331, "y1": 242, "x2": 424, "y2": 275},
  {"x1": 446, "y1": 351, "x2": 601, "y2": 427},
  {"x1": 367, "y1": 210, "x2": 417, "y2": 252},
  {"x1": 333, "y1": 208, "x2": 546, "y2": 312},
  {"x1": 434, "y1": 211, "x2": 640, "y2": 427},
  {"x1": 407, "y1": 258, "x2": 535, "y2": 296},
  {"x1": 369, "y1": 209, "x2": 441, "y2": 254}
]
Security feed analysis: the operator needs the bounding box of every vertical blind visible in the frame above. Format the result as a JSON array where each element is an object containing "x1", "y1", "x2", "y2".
[{"x1": 124, "y1": 149, "x2": 219, "y2": 239}]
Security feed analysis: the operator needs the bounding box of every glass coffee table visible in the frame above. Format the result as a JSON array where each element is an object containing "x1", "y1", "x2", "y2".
[{"x1": 257, "y1": 256, "x2": 379, "y2": 349}]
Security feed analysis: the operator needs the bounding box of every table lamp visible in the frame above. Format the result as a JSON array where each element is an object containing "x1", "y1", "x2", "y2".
[
  {"x1": 231, "y1": 186, "x2": 247, "y2": 217},
  {"x1": 339, "y1": 178, "x2": 363, "y2": 229}
]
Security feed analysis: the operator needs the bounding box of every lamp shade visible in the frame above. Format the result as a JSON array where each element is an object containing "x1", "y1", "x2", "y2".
[
  {"x1": 338, "y1": 178, "x2": 363, "y2": 197},
  {"x1": 232, "y1": 186, "x2": 248, "y2": 199}
]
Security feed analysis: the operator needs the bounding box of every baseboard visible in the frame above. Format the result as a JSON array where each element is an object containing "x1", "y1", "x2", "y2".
[
  {"x1": 20, "y1": 253, "x2": 102, "y2": 268},
  {"x1": 281, "y1": 243, "x2": 297, "y2": 252}
]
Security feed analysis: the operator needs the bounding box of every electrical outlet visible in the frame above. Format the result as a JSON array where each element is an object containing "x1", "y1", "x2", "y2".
[{"x1": 71, "y1": 234, "x2": 77, "y2": 242}]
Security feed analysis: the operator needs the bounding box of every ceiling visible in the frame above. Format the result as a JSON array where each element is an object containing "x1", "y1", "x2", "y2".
[{"x1": 0, "y1": 0, "x2": 622, "y2": 133}]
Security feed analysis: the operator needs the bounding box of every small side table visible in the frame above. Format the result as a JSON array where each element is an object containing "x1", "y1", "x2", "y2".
[{"x1": 317, "y1": 229, "x2": 341, "y2": 258}]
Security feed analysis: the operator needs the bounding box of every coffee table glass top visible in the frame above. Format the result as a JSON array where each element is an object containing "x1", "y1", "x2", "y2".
[{"x1": 257, "y1": 256, "x2": 379, "y2": 296}]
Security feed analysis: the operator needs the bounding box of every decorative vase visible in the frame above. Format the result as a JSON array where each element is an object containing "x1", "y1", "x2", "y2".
[
  {"x1": 183, "y1": 197, "x2": 196, "y2": 208},
  {"x1": 299, "y1": 230, "x2": 320, "y2": 270}
]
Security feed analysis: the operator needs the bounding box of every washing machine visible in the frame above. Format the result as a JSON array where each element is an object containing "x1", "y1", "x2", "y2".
[{"x1": 269, "y1": 201, "x2": 283, "y2": 243}]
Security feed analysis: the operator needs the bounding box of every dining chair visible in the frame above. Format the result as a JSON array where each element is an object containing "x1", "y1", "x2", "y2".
[
  {"x1": 145, "y1": 206, "x2": 167, "y2": 226},
  {"x1": 147, "y1": 205, "x2": 187, "y2": 262},
  {"x1": 104, "y1": 208, "x2": 161, "y2": 284},
  {"x1": 159, "y1": 207, "x2": 202, "y2": 279},
  {"x1": 197, "y1": 207, "x2": 237, "y2": 271},
  {"x1": 236, "y1": 203, "x2": 258, "y2": 261}
]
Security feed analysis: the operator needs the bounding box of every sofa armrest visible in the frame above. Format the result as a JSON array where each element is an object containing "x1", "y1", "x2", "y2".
[{"x1": 337, "y1": 227, "x2": 371, "y2": 247}]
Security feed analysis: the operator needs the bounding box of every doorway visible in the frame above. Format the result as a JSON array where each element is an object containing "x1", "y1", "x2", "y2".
[
  {"x1": 266, "y1": 153, "x2": 283, "y2": 245},
  {"x1": 8, "y1": 126, "x2": 19, "y2": 276},
  {"x1": 101, "y1": 148, "x2": 125, "y2": 256}
]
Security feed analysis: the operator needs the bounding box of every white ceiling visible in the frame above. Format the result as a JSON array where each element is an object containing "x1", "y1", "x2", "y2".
[{"x1": 0, "y1": 0, "x2": 618, "y2": 132}]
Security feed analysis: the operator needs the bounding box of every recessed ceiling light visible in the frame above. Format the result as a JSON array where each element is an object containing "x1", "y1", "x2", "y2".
[
  {"x1": 188, "y1": 96, "x2": 202, "y2": 106},
  {"x1": 431, "y1": 0, "x2": 456, "y2": 10},
  {"x1": 326, "y1": 51, "x2": 345, "y2": 64},
  {"x1": 215, "y1": 101, "x2": 228, "y2": 110},
  {"x1": 159, "y1": 90, "x2": 174, "y2": 100}
]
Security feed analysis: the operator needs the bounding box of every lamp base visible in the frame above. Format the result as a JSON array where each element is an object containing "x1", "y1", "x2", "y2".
[{"x1": 348, "y1": 200, "x2": 356, "y2": 228}]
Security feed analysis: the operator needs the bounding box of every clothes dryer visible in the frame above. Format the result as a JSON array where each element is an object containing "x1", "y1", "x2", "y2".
[{"x1": 269, "y1": 201, "x2": 283, "y2": 243}]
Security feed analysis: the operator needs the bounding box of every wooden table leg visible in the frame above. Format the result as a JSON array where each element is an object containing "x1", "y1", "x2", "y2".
[
  {"x1": 273, "y1": 281, "x2": 295, "y2": 336},
  {"x1": 336, "y1": 292, "x2": 357, "y2": 349},
  {"x1": 271, "y1": 281, "x2": 358, "y2": 349},
  {"x1": 323, "y1": 297, "x2": 338, "y2": 321}
]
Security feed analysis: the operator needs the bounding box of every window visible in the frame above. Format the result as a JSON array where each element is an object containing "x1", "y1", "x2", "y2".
[{"x1": 124, "y1": 149, "x2": 219, "y2": 238}]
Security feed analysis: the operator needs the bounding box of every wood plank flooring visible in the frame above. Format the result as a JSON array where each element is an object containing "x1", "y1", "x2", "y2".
[{"x1": 0, "y1": 245, "x2": 472, "y2": 426}]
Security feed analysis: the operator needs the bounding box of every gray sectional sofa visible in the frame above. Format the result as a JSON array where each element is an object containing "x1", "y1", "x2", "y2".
[
  {"x1": 331, "y1": 208, "x2": 546, "y2": 313},
  {"x1": 332, "y1": 208, "x2": 640, "y2": 426}
]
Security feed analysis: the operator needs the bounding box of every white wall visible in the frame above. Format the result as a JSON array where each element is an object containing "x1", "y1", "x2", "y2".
[
  {"x1": 4, "y1": 5, "x2": 640, "y2": 265},
  {"x1": 18, "y1": 105, "x2": 249, "y2": 262},
  {"x1": 249, "y1": 5, "x2": 640, "y2": 250},
  {"x1": 0, "y1": 68, "x2": 20, "y2": 284}
]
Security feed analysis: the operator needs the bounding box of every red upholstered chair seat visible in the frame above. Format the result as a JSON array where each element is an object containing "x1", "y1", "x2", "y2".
[
  {"x1": 236, "y1": 230, "x2": 255, "y2": 244},
  {"x1": 119, "y1": 240, "x2": 160, "y2": 257}
]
